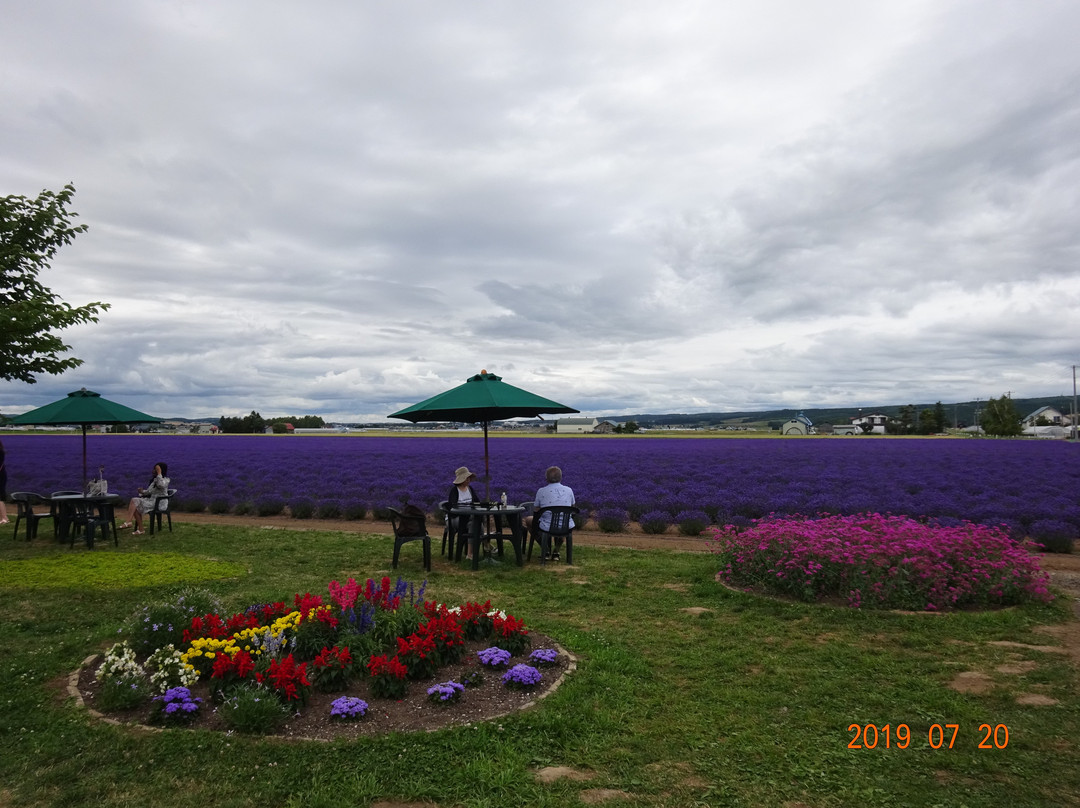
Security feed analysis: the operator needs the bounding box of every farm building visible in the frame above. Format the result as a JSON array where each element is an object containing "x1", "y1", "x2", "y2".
[
  {"x1": 781, "y1": 413, "x2": 814, "y2": 435},
  {"x1": 851, "y1": 413, "x2": 888, "y2": 434},
  {"x1": 557, "y1": 417, "x2": 600, "y2": 433},
  {"x1": 1023, "y1": 406, "x2": 1065, "y2": 427}
]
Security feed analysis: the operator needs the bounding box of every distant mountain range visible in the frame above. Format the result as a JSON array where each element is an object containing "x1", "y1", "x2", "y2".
[
  {"x1": 606, "y1": 395, "x2": 1077, "y2": 429},
  {"x1": 99, "y1": 394, "x2": 1077, "y2": 430}
]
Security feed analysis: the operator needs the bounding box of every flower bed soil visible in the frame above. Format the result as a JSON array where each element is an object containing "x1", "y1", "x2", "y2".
[{"x1": 72, "y1": 633, "x2": 573, "y2": 741}]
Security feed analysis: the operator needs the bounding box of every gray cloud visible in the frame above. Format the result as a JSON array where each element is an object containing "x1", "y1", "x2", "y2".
[{"x1": 2, "y1": 1, "x2": 1078, "y2": 422}]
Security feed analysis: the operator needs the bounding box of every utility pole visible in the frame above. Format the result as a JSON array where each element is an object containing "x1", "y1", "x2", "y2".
[{"x1": 1067, "y1": 365, "x2": 1075, "y2": 442}]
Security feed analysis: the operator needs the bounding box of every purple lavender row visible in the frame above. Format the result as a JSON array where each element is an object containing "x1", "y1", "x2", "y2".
[{"x1": 4, "y1": 434, "x2": 1077, "y2": 542}]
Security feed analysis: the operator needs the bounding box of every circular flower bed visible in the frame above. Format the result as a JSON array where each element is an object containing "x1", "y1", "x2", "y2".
[
  {"x1": 75, "y1": 576, "x2": 571, "y2": 740},
  {"x1": 707, "y1": 513, "x2": 1054, "y2": 611}
]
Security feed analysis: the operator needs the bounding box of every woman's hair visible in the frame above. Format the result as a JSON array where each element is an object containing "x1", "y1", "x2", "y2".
[
  {"x1": 156, "y1": 462, "x2": 169, "y2": 477},
  {"x1": 545, "y1": 466, "x2": 562, "y2": 483}
]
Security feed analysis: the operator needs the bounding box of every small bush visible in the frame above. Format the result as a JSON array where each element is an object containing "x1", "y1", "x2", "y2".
[
  {"x1": 342, "y1": 501, "x2": 367, "y2": 520},
  {"x1": 219, "y1": 684, "x2": 289, "y2": 734},
  {"x1": 179, "y1": 498, "x2": 206, "y2": 514},
  {"x1": 255, "y1": 496, "x2": 286, "y2": 517},
  {"x1": 371, "y1": 504, "x2": 394, "y2": 520},
  {"x1": 288, "y1": 497, "x2": 316, "y2": 519},
  {"x1": 595, "y1": 507, "x2": 629, "y2": 533},
  {"x1": 233, "y1": 501, "x2": 254, "y2": 516},
  {"x1": 1029, "y1": 519, "x2": 1076, "y2": 553},
  {"x1": 316, "y1": 500, "x2": 342, "y2": 519},
  {"x1": 123, "y1": 587, "x2": 224, "y2": 655},
  {"x1": 675, "y1": 510, "x2": 710, "y2": 536},
  {"x1": 639, "y1": 510, "x2": 671, "y2": 535},
  {"x1": 208, "y1": 498, "x2": 231, "y2": 514}
]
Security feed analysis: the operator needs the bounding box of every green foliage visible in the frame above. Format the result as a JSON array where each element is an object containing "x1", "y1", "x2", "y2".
[
  {"x1": 207, "y1": 498, "x2": 231, "y2": 514},
  {"x1": 292, "y1": 616, "x2": 340, "y2": 661},
  {"x1": 982, "y1": 394, "x2": 1023, "y2": 436},
  {"x1": 218, "y1": 683, "x2": 289, "y2": 734},
  {"x1": 0, "y1": 552, "x2": 245, "y2": 590},
  {"x1": 0, "y1": 183, "x2": 109, "y2": 383},
  {"x1": 255, "y1": 496, "x2": 285, "y2": 516},
  {"x1": 178, "y1": 497, "x2": 206, "y2": 513},
  {"x1": 315, "y1": 500, "x2": 342, "y2": 519},
  {"x1": 342, "y1": 501, "x2": 367, "y2": 520},
  {"x1": 122, "y1": 586, "x2": 225, "y2": 655},
  {"x1": 218, "y1": 411, "x2": 266, "y2": 434},
  {"x1": 288, "y1": 497, "x2": 315, "y2": 519}
]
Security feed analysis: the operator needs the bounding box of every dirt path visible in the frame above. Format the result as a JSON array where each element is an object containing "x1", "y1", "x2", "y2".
[{"x1": 170, "y1": 511, "x2": 713, "y2": 553}]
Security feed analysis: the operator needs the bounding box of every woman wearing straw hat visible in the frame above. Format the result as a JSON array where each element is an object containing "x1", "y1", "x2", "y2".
[{"x1": 447, "y1": 466, "x2": 480, "y2": 560}]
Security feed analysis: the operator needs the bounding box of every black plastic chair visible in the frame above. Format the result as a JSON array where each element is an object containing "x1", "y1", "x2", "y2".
[
  {"x1": 148, "y1": 488, "x2": 176, "y2": 535},
  {"x1": 11, "y1": 493, "x2": 53, "y2": 541},
  {"x1": 527, "y1": 505, "x2": 580, "y2": 565},
  {"x1": 50, "y1": 491, "x2": 86, "y2": 540},
  {"x1": 388, "y1": 507, "x2": 432, "y2": 571},
  {"x1": 439, "y1": 500, "x2": 458, "y2": 558}
]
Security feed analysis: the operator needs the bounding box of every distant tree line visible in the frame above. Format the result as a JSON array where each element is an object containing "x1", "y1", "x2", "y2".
[{"x1": 218, "y1": 412, "x2": 325, "y2": 433}]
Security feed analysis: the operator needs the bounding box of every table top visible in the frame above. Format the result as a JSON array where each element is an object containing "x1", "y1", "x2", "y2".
[
  {"x1": 450, "y1": 504, "x2": 526, "y2": 516},
  {"x1": 50, "y1": 493, "x2": 122, "y2": 502}
]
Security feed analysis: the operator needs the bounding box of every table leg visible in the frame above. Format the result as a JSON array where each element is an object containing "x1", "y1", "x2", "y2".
[{"x1": 471, "y1": 515, "x2": 482, "y2": 571}]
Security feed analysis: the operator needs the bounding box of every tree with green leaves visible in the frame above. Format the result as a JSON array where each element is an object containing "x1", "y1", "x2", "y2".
[
  {"x1": 980, "y1": 394, "x2": 1022, "y2": 437},
  {"x1": 1, "y1": 184, "x2": 108, "y2": 383}
]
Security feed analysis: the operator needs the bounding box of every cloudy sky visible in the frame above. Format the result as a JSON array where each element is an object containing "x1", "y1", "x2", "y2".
[{"x1": 2, "y1": 1, "x2": 1078, "y2": 422}]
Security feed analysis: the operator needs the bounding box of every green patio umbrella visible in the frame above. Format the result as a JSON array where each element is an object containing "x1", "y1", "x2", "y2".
[
  {"x1": 388, "y1": 370, "x2": 579, "y2": 499},
  {"x1": 8, "y1": 388, "x2": 161, "y2": 485}
]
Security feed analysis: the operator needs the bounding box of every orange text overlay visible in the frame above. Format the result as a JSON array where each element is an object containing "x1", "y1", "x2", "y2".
[{"x1": 848, "y1": 723, "x2": 1010, "y2": 750}]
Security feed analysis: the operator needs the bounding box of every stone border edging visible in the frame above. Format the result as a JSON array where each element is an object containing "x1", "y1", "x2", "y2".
[{"x1": 69, "y1": 643, "x2": 579, "y2": 740}]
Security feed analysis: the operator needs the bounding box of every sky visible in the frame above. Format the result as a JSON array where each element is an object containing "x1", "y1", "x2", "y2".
[{"x1": 2, "y1": 0, "x2": 1078, "y2": 422}]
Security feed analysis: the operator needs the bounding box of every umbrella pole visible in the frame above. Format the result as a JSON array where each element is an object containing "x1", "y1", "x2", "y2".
[
  {"x1": 483, "y1": 421, "x2": 491, "y2": 501},
  {"x1": 82, "y1": 424, "x2": 88, "y2": 490}
]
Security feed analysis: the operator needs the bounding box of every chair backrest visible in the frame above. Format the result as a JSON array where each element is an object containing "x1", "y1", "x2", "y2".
[
  {"x1": 12, "y1": 492, "x2": 47, "y2": 508},
  {"x1": 535, "y1": 505, "x2": 579, "y2": 536},
  {"x1": 517, "y1": 501, "x2": 535, "y2": 514},
  {"x1": 389, "y1": 505, "x2": 427, "y2": 538},
  {"x1": 155, "y1": 489, "x2": 176, "y2": 512}
]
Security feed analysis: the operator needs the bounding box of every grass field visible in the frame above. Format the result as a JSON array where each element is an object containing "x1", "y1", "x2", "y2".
[{"x1": 1, "y1": 524, "x2": 1077, "y2": 807}]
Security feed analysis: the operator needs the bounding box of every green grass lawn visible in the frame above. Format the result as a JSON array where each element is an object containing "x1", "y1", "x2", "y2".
[{"x1": 1, "y1": 525, "x2": 1077, "y2": 807}]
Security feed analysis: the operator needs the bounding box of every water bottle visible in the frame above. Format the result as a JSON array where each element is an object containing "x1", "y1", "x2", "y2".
[{"x1": 500, "y1": 492, "x2": 507, "y2": 508}]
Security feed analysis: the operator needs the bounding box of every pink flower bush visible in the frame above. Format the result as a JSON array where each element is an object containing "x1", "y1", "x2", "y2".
[{"x1": 708, "y1": 513, "x2": 1053, "y2": 611}]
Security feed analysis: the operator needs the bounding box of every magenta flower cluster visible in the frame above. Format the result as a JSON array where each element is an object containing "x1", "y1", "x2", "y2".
[{"x1": 708, "y1": 513, "x2": 1054, "y2": 611}]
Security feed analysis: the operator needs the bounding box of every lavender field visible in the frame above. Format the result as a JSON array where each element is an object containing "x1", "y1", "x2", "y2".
[{"x1": 4, "y1": 434, "x2": 1079, "y2": 542}]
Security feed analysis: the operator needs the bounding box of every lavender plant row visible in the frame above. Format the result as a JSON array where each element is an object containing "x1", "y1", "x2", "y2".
[{"x1": 5, "y1": 435, "x2": 1079, "y2": 535}]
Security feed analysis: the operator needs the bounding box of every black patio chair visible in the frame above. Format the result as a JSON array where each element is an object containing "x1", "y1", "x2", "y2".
[
  {"x1": 388, "y1": 506, "x2": 432, "y2": 572},
  {"x1": 148, "y1": 488, "x2": 176, "y2": 535},
  {"x1": 11, "y1": 492, "x2": 53, "y2": 541},
  {"x1": 50, "y1": 491, "x2": 83, "y2": 539},
  {"x1": 527, "y1": 505, "x2": 580, "y2": 565},
  {"x1": 439, "y1": 500, "x2": 458, "y2": 558}
]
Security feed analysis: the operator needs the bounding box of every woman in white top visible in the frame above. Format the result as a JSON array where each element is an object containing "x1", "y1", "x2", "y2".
[
  {"x1": 121, "y1": 462, "x2": 170, "y2": 535},
  {"x1": 446, "y1": 466, "x2": 480, "y2": 558}
]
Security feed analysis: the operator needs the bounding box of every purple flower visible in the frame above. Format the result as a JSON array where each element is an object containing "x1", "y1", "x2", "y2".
[
  {"x1": 529, "y1": 648, "x2": 559, "y2": 666},
  {"x1": 426, "y1": 681, "x2": 465, "y2": 702},
  {"x1": 502, "y1": 664, "x2": 542, "y2": 688},
  {"x1": 477, "y1": 646, "x2": 512, "y2": 668},
  {"x1": 330, "y1": 696, "x2": 368, "y2": 720}
]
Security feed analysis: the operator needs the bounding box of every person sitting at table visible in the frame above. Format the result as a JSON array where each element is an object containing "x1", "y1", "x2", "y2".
[
  {"x1": 447, "y1": 466, "x2": 480, "y2": 559},
  {"x1": 532, "y1": 465, "x2": 576, "y2": 561},
  {"x1": 121, "y1": 462, "x2": 170, "y2": 535}
]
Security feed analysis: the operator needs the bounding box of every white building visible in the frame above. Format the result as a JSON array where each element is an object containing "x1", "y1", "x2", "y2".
[{"x1": 557, "y1": 417, "x2": 600, "y2": 434}]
